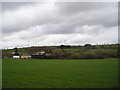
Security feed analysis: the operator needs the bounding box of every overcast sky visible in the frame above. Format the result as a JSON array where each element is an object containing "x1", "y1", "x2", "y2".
[{"x1": 1, "y1": 2, "x2": 118, "y2": 49}]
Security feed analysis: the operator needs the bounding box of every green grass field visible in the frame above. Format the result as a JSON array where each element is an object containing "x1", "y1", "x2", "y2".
[{"x1": 2, "y1": 58, "x2": 118, "y2": 88}]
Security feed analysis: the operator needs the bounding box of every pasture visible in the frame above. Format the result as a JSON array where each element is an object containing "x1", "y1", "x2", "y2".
[{"x1": 2, "y1": 58, "x2": 118, "y2": 88}]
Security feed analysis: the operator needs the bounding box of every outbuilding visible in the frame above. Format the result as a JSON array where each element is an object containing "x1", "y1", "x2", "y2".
[{"x1": 31, "y1": 51, "x2": 46, "y2": 59}]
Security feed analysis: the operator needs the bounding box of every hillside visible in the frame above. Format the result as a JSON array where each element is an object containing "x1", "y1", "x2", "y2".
[{"x1": 2, "y1": 44, "x2": 119, "y2": 59}]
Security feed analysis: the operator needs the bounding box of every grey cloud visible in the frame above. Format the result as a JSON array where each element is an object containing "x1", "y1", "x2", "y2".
[
  {"x1": 2, "y1": 2, "x2": 37, "y2": 11},
  {"x1": 42, "y1": 9, "x2": 117, "y2": 35},
  {"x1": 2, "y1": 2, "x2": 57, "y2": 34},
  {"x1": 2, "y1": 2, "x2": 118, "y2": 48},
  {"x1": 2, "y1": 2, "x2": 117, "y2": 35},
  {"x1": 55, "y1": 2, "x2": 117, "y2": 27},
  {"x1": 55, "y1": 2, "x2": 117, "y2": 15}
]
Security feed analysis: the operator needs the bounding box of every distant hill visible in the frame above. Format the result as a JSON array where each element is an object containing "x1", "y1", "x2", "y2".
[{"x1": 2, "y1": 44, "x2": 119, "y2": 59}]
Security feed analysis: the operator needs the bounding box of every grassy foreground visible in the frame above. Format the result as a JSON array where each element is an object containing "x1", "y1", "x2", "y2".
[{"x1": 2, "y1": 58, "x2": 118, "y2": 88}]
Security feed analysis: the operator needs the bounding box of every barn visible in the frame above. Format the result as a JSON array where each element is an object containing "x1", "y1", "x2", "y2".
[{"x1": 31, "y1": 51, "x2": 46, "y2": 59}]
